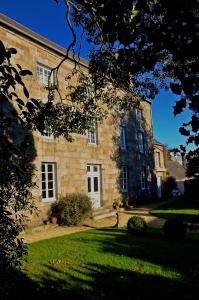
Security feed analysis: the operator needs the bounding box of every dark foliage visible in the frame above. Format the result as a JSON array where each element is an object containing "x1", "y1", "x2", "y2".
[
  {"x1": 127, "y1": 216, "x2": 147, "y2": 235},
  {"x1": 67, "y1": 0, "x2": 199, "y2": 158},
  {"x1": 162, "y1": 176, "x2": 177, "y2": 198},
  {"x1": 163, "y1": 219, "x2": 187, "y2": 240},
  {"x1": 51, "y1": 193, "x2": 92, "y2": 225},
  {"x1": 0, "y1": 41, "x2": 37, "y2": 269},
  {"x1": 184, "y1": 179, "x2": 199, "y2": 202}
]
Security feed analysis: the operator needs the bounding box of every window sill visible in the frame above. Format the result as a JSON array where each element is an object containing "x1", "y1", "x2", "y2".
[{"x1": 42, "y1": 198, "x2": 56, "y2": 203}]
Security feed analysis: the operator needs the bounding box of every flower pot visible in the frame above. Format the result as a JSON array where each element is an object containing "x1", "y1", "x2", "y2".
[{"x1": 50, "y1": 216, "x2": 58, "y2": 224}]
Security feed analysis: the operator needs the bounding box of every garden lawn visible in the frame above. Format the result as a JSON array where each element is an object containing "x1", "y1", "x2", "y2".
[
  {"x1": 15, "y1": 227, "x2": 199, "y2": 299},
  {"x1": 150, "y1": 198, "x2": 199, "y2": 223}
]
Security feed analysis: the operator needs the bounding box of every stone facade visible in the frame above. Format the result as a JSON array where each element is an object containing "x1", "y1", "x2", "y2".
[{"x1": 1, "y1": 14, "x2": 155, "y2": 225}]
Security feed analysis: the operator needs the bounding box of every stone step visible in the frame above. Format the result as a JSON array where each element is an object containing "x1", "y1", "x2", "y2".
[
  {"x1": 93, "y1": 208, "x2": 111, "y2": 216},
  {"x1": 93, "y1": 210, "x2": 116, "y2": 220}
]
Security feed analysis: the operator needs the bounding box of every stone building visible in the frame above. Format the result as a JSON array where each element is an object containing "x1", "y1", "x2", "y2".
[
  {"x1": 1, "y1": 13, "x2": 155, "y2": 225},
  {"x1": 153, "y1": 140, "x2": 167, "y2": 198}
]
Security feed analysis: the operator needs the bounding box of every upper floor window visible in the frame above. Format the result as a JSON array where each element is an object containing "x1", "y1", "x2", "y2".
[
  {"x1": 138, "y1": 132, "x2": 144, "y2": 153},
  {"x1": 155, "y1": 151, "x2": 161, "y2": 168},
  {"x1": 120, "y1": 166, "x2": 128, "y2": 192},
  {"x1": 41, "y1": 126, "x2": 53, "y2": 139},
  {"x1": 135, "y1": 109, "x2": 142, "y2": 122},
  {"x1": 141, "y1": 166, "x2": 147, "y2": 190},
  {"x1": 37, "y1": 64, "x2": 54, "y2": 86},
  {"x1": 87, "y1": 123, "x2": 97, "y2": 144},
  {"x1": 41, "y1": 162, "x2": 56, "y2": 202},
  {"x1": 120, "y1": 125, "x2": 127, "y2": 150}
]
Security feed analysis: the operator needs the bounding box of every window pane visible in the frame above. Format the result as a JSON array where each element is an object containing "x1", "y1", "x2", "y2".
[
  {"x1": 42, "y1": 173, "x2": 45, "y2": 181},
  {"x1": 48, "y1": 164, "x2": 53, "y2": 172},
  {"x1": 41, "y1": 164, "x2": 45, "y2": 172},
  {"x1": 48, "y1": 190, "x2": 54, "y2": 198},
  {"x1": 87, "y1": 166, "x2": 90, "y2": 172},
  {"x1": 42, "y1": 182, "x2": 46, "y2": 190},
  {"x1": 93, "y1": 166, "x2": 98, "y2": 172},
  {"x1": 87, "y1": 177, "x2": 91, "y2": 193},
  {"x1": 94, "y1": 177, "x2": 98, "y2": 192},
  {"x1": 48, "y1": 181, "x2": 53, "y2": 189},
  {"x1": 42, "y1": 191, "x2": 46, "y2": 199},
  {"x1": 48, "y1": 173, "x2": 53, "y2": 180}
]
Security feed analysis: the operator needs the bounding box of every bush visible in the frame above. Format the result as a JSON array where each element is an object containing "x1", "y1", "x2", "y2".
[
  {"x1": 163, "y1": 219, "x2": 186, "y2": 240},
  {"x1": 51, "y1": 193, "x2": 92, "y2": 226},
  {"x1": 127, "y1": 216, "x2": 147, "y2": 235}
]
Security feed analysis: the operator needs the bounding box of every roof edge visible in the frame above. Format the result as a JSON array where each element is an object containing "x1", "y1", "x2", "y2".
[{"x1": 0, "y1": 13, "x2": 89, "y2": 68}]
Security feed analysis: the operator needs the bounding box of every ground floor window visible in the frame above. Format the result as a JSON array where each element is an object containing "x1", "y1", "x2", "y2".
[
  {"x1": 41, "y1": 162, "x2": 56, "y2": 202},
  {"x1": 120, "y1": 166, "x2": 128, "y2": 192}
]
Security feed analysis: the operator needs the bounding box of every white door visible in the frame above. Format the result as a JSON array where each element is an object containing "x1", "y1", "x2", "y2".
[
  {"x1": 87, "y1": 165, "x2": 101, "y2": 208},
  {"x1": 157, "y1": 176, "x2": 162, "y2": 198}
]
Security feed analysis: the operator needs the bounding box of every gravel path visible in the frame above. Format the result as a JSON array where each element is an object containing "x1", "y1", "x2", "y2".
[{"x1": 22, "y1": 202, "x2": 166, "y2": 244}]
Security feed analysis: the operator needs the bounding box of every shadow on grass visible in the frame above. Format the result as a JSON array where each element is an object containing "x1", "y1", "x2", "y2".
[
  {"x1": 150, "y1": 198, "x2": 199, "y2": 223},
  {"x1": 2, "y1": 262, "x2": 196, "y2": 300},
  {"x1": 2, "y1": 228, "x2": 199, "y2": 300}
]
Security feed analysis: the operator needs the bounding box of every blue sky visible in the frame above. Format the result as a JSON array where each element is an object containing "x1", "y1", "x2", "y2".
[{"x1": 1, "y1": 0, "x2": 191, "y2": 149}]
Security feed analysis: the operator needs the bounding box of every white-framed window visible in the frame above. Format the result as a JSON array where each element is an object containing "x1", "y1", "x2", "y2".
[
  {"x1": 120, "y1": 125, "x2": 127, "y2": 150},
  {"x1": 120, "y1": 166, "x2": 128, "y2": 192},
  {"x1": 138, "y1": 132, "x2": 144, "y2": 153},
  {"x1": 141, "y1": 166, "x2": 147, "y2": 190},
  {"x1": 37, "y1": 64, "x2": 54, "y2": 86},
  {"x1": 155, "y1": 151, "x2": 161, "y2": 168},
  {"x1": 41, "y1": 126, "x2": 53, "y2": 139},
  {"x1": 135, "y1": 108, "x2": 142, "y2": 122},
  {"x1": 87, "y1": 123, "x2": 97, "y2": 144},
  {"x1": 41, "y1": 163, "x2": 56, "y2": 202}
]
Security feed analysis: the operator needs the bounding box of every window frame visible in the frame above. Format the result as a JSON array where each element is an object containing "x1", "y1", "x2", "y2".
[
  {"x1": 135, "y1": 108, "x2": 142, "y2": 122},
  {"x1": 87, "y1": 122, "x2": 98, "y2": 145},
  {"x1": 120, "y1": 166, "x2": 128, "y2": 192},
  {"x1": 138, "y1": 131, "x2": 144, "y2": 153},
  {"x1": 41, "y1": 162, "x2": 56, "y2": 202},
  {"x1": 120, "y1": 125, "x2": 127, "y2": 150},
  {"x1": 37, "y1": 64, "x2": 54, "y2": 86},
  {"x1": 41, "y1": 126, "x2": 54, "y2": 139}
]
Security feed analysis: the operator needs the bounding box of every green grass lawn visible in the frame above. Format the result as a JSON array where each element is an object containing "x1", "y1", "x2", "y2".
[
  {"x1": 7, "y1": 227, "x2": 199, "y2": 300},
  {"x1": 150, "y1": 198, "x2": 199, "y2": 223}
]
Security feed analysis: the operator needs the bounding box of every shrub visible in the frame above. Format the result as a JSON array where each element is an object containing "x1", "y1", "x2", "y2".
[
  {"x1": 127, "y1": 216, "x2": 147, "y2": 235},
  {"x1": 163, "y1": 219, "x2": 186, "y2": 240},
  {"x1": 51, "y1": 193, "x2": 92, "y2": 226}
]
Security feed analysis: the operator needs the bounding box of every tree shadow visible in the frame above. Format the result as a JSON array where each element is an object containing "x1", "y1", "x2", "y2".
[
  {"x1": 3, "y1": 227, "x2": 198, "y2": 299},
  {"x1": 110, "y1": 107, "x2": 158, "y2": 207}
]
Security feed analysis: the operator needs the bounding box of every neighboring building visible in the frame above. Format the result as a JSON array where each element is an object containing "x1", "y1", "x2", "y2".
[
  {"x1": 165, "y1": 156, "x2": 187, "y2": 195},
  {"x1": 153, "y1": 140, "x2": 167, "y2": 198},
  {"x1": 154, "y1": 140, "x2": 187, "y2": 197},
  {"x1": 1, "y1": 14, "x2": 155, "y2": 225}
]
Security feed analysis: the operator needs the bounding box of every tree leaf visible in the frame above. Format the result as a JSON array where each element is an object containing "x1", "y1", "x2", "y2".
[
  {"x1": 179, "y1": 127, "x2": 190, "y2": 136},
  {"x1": 19, "y1": 70, "x2": 33, "y2": 76},
  {"x1": 173, "y1": 98, "x2": 186, "y2": 116}
]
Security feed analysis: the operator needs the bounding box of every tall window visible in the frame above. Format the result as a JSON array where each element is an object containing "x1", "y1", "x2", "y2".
[
  {"x1": 41, "y1": 163, "x2": 56, "y2": 202},
  {"x1": 135, "y1": 109, "x2": 142, "y2": 122},
  {"x1": 138, "y1": 132, "x2": 144, "y2": 153},
  {"x1": 141, "y1": 166, "x2": 147, "y2": 190},
  {"x1": 120, "y1": 166, "x2": 128, "y2": 192},
  {"x1": 155, "y1": 151, "x2": 161, "y2": 168},
  {"x1": 41, "y1": 126, "x2": 53, "y2": 139},
  {"x1": 120, "y1": 125, "x2": 126, "y2": 150},
  {"x1": 87, "y1": 123, "x2": 97, "y2": 144},
  {"x1": 37, "y1": 64, "x2": 54, "y2": 85}
]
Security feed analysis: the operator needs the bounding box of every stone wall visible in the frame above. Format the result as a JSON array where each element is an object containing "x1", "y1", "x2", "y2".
[{"x1": 1, "y1": 17, "x2": 154, "y2": 225}]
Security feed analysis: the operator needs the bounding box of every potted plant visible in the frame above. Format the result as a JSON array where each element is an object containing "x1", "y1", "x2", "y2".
[{"x1": 50, "y1": 214, "x2": 58, "y2": 224}]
